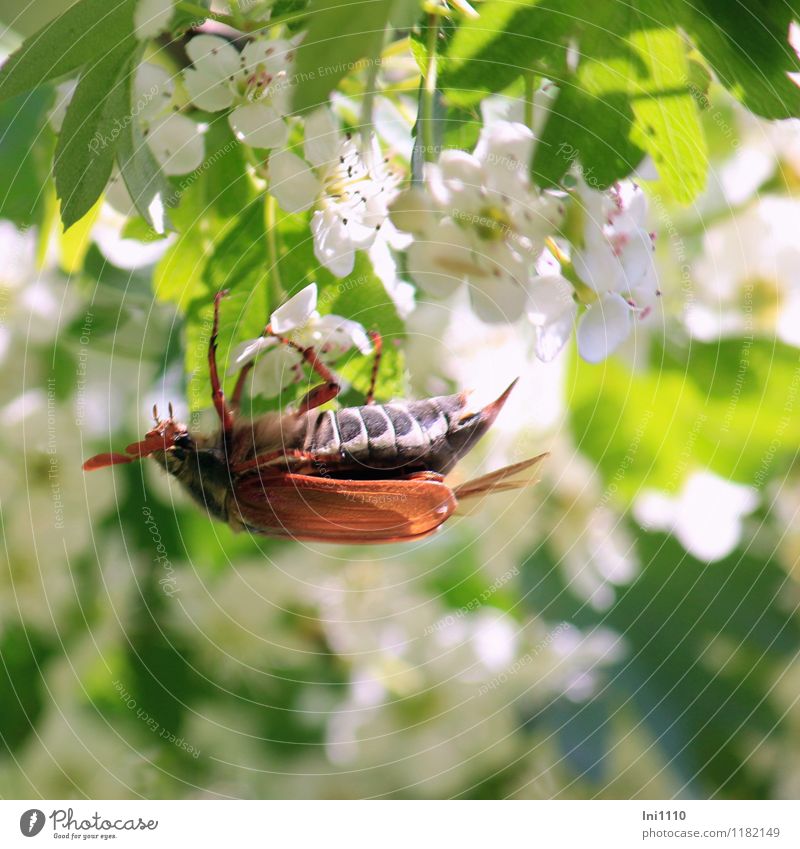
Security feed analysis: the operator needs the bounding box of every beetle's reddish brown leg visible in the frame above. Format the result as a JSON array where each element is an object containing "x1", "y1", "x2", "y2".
[
  {"x1": 210, "y1": 290, "x2": 235, "y2": 435},
  {"x1": 402, "y1": 471, "x2": 445, "y2": 483},
  {"x1": 365, "y1": 331, "x2": 382, "y2": 405},
  {"x1": 272, "y1": 334, "x2": 341, "y2": 415},
  {"x1": 231, "y1": 363, "x2": 254, "y2": 411},
  {"x1": 231, "y1": 319, "x2": 273, "y2": 411},
  {"x1": 232, "y1": 448, "x2": 332, "y2": 475}
]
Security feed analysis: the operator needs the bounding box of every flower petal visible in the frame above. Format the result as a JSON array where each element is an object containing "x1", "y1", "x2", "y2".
[
  {"x1": 311, "y1": 209, "x2": 357, "y2": 277},
  {"x1": 577, "y1": 293, "x2": 633, "y2": 363},
  {"x1": 389, "y1": 187, "x2": 437, "y2": 234},
  {"x1": 241, "y1": 37, "x2": 296, "y2": 77},
  {"x1": 303, "y1": 107, "x2": 341, "y2": 169},
  {"x1": 573, "y1": 237, "x2": 624, "y2": 294},
  {"x1": 228, "y1": 335, "x2": 279, "y2": 373},
  {"x1": 146, "y1": 113, "x2": 205, "y2": 176},
  {"x1": 271, "y1": 283, "x2": 318, "y2": 333},
  {"x1": 527, "y1": 274, "x2": 575, "y2": 326},
  {"x1": 405, "y1": 219, "x2": 476, "y2": 297},
  {"x1": 183, "y1": 67, "x2": 233, "y2": 112},
  {"x1": 533, "y1": 302, "x2": 576, "y2": 362},
  {"x1": 186, "y1": 34, "x2": 240, "y2": 80},
  {"x1": 268, "y1": 150, "x2": 319, "y2": 213},
  {"x1": 468, "y1": 272, "x2": 528, "y2": 323},
  {"x1": 368, "y1": 237, "x2": 416, "y2": 319},
  {"x1": 619, "y1": 229, "x2": 657, "y2": 291},
  {"x1": 135, "y1": 62, "x2": 174, "y2": 123},
  {"x1": 474, "y1": 120, "x2": 533, "y2": 189},
  {"x1": 251, "y1": 346, "x2": 304, "y2": 397},
  {"x1": 429, "y1": 150, "x2": 483, "y2": 212},
  {"x1": 314, "y1": 314, "x2": 372, "y2": 355},
  {"x1": 134, "y1": 0, "x2": 174, "y2": 40},
  {"x1": 229, "y1": 103, "x2": 288, "y2": 149}
]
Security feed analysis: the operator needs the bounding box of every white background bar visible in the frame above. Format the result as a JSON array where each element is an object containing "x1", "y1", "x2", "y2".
[{"x1": 1, "y1": 799, "x2": 798, "y2": 847}]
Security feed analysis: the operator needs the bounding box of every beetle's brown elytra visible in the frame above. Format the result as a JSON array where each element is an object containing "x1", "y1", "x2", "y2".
[{"x1": 83, "y1": 291, "x2": 545, "y2": 543}]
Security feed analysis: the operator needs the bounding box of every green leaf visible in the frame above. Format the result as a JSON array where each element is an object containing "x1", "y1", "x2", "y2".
[
  {"x1": 271, "y1": 0, "x2": 311, "y2": 32},
  {"x1": 152, "y1": 229, "x2": 209, "y2": 311},
  {"x1": 569, "y1": 337, "x2": 800, "y2": 499},
  {"x1": 323, "y1": 252, "x2": 406, "y2": 402},
  {"x1": 116, "y1": 57, "x2": 175, "y2": 234},
  {"x1": 199, "y1": 113, "x2": 253, "y2": 220},
  {"x1": 291, "y1": 0, "x2": 393, "y2": 113},
  {"x1": 440, "y1": 2, "x2": 706, "y2": 199},
  {"x1": 53, "y1": 37, "x2": 137, "y2": 229},
  {"x1": 439, "y1": 0, "x2": 569, "y2": 108},
  {"x1": 522, "y1": 533, "x2": 800, "y2": 797},
  {"x1": 203, "y1": 199, "x2": 269, "y2": 298},
  {"x1": 151, "y1": 161, "x2": 251, "y2": 316},
  {"x1": 120, "y1": 216, "x2": 168, "y2": 242},
  {"x1": 533, "y1": 84, "x2": 645, "y2": 191},
  {"x1": 0, "y1": 0, "x2": 136, "y2": 103},
  {"x1": 534, "y1": 4, "x2": 706, "y2": 198},
  {"x1": 625, "y1": 23, "x2": 707, "y2": 203},
  {"x1": 0, "y1": 88, "x2": 52, "y2": 227},
  {"x1": 672, "y1": 0, "x2": 800, "y2": 120},
  {"x1": 183, "y1": 200, "x2": 270, "y2": 411}
]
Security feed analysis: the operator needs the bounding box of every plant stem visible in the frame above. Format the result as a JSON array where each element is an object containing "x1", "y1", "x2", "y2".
[
  {"x1": 524, "y1": 71, "x2": 535, "y2": 131},
  {"x1": 265, "y1": 194, "x2": 285, "y2": 306},
  {"x1": 421, "y1": 14, "x2": 439, "y2": 162},
  {"x1": 360, "y1": 32, "x2": 386, "y2": 141}
]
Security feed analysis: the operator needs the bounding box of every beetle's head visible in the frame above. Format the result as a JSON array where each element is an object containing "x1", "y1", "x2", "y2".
[{"x1": 83, "y1": 404, "x2": 193, "y2": 471}]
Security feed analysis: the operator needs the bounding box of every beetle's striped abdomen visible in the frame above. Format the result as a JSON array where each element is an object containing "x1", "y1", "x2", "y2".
[{"x1": 301, "y1": 384, "x2": 514, "y2": 475}]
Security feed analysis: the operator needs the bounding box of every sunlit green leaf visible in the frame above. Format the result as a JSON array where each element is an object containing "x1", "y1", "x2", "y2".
[
  {"x1": 291, "y1": 0, "x2": 394, "y2": 113},
  {"x1": 53, "y1": 38, "x2": 137, "y2": 229},
  {"x1": 0, "y1": 0, "x2": 136, "y2": 103},
  {"x1": 569, "y1": 337, "x2": 800, "y2": 499}
]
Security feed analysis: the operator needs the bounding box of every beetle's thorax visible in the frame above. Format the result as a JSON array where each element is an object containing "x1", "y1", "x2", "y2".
[{"x1": 151, "y1": 440, "x2": 231, "y2": 522}]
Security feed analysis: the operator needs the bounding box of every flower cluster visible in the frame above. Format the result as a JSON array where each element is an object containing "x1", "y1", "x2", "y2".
[
  {"x1": 571, "y1": 180, "x2": 659, "y2": 362},
  {"x1": 388, "y1": 121, "x2": 658, "y2": 362},
  {"x1": 183, "y1": 33, "x2": 298, "y2": 150},
  {"x1": 121, "y1": 13, "x2": 661, "y2": 370},
  {"x1": 391, "y1": 121, "x2": 565, "y2": 323},
  {"x1": 269, "y1": 108, "x2": 402, "y2": 277}
]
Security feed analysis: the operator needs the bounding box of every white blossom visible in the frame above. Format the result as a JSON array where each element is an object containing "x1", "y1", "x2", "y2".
[
  {"x1": 134, "y1": 62, "x2": 205, "y2": 177},
  {"x1": 391, "y1": 121, "x2": 564, "y2": 323},
  {"x1": 688, "y1": 195, "x2": 800, "y2": 346},
  {"x1": 183, "y1": 34, "x2": 296, "y2": 149},
  {"x1": 572, "y1": 179, "x2": 659, "y2": 362},
  {"x1": 229, "y1": 283, "x2": 372, "y2": 397},
  {"x1": 269, "y1": 108, "x2": 400, "y2": 277},
  {"x1": 635, "y1": 471, "x2": 758, "y2": 562}
]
